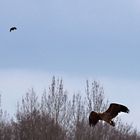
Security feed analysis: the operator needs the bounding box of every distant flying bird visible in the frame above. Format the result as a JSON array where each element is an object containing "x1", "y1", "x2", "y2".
[
  {"x1": 89, "y1": 103, "x2": 129, "y2": 127},
  {"x1": 10, "y1": 27, "x2": 17, "y2": 32}
]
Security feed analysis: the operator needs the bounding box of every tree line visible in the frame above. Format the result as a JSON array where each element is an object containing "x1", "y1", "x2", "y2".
[{"x1": 0, "y1": 76, "x2": 139, "y2": 140}]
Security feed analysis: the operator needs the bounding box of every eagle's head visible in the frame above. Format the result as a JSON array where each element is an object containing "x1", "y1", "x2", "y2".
[{"x1": 89, "y1": 111, "x2": 100, "y2": 127}]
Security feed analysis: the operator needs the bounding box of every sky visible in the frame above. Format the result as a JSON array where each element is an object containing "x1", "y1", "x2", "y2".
[{"x1": 1, "y1": 0, "x2": 140, "y2": 130}]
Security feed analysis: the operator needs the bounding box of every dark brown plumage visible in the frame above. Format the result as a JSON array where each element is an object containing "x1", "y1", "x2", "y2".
[
  {"x1": 10, "y1": 27, "x2": 17, "y2": 32},
  {"x1": 89, "y1": 103, "x2": 129, "y2": 127}
]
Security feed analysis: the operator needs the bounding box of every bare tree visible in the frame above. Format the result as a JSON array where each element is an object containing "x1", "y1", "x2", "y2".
[
  {"x1": 15, "y1": 88, "x2": 66, "y2": 140},
  {"x1": 0, "y1": 78, "x2": 139, "y2": 140}
]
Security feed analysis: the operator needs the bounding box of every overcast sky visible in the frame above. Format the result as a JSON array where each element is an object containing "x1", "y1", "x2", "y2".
[{"x1": 1, "y1": 0, "x2": 140, "y2": 130}]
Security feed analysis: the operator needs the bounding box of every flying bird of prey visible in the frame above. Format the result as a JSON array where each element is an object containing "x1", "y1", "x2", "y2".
[
  {"x1": 89, "y1": 103, "x2": 129, "y2": 127},
  {"x1": 10, "y1": 27, "x2": 17, "y2": 32}
]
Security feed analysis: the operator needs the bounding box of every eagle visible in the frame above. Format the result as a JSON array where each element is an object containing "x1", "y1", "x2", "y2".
[
  {"x1": 10, "y1": 27, "x2": 17, "y2": 32},
  {"x1": 89, "y1": 103, "x2": 129, "y2": 127}
]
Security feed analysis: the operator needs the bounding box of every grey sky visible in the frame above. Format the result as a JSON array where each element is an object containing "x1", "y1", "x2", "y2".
[{"x1": 1, "y1": 0, "x2": 140, "y2": 130}]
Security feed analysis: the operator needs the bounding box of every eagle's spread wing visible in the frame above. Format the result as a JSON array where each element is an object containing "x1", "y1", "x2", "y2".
[
  {"x1": 89, "y1": 111, "x2": 100, "y2": 127},
  {"x1": 104, "y1": 103, "x2": 129, "y2": 119}
]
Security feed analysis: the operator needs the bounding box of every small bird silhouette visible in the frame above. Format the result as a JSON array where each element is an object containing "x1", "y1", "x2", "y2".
[{"x1": 10, "y1": 27, "x2": 17, "y2": 32}]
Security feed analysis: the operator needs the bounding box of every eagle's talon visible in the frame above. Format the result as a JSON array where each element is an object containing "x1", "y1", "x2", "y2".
[{"x1": 110, "y1": 121, "x2": 115, "y2": 126}]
